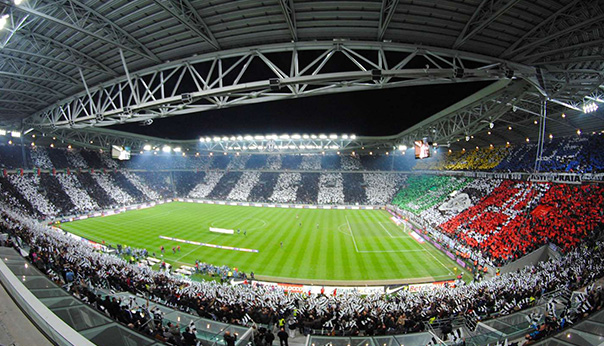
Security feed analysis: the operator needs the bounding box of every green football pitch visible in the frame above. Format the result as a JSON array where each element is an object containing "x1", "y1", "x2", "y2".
[{"x1": 59, "y1": 202, "x2": 464, "y2": 283}]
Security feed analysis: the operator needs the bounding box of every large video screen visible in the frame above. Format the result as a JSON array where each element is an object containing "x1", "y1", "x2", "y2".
[
  {"x1": 414, "y1": 139, "x2": 431, "y2": 159},
  {"x1": 111, "y1": 145, "x2": 131, "y2": 161}
]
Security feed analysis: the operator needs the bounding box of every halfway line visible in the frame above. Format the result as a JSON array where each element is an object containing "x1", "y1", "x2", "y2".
[{"x1": 345, "y1": 216, "x2": 360, "y2": 253}]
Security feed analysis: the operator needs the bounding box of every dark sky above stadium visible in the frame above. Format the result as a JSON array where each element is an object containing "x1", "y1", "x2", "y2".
[{"x1": 111, "y1": 81, "x2": 492, "y2": 140}]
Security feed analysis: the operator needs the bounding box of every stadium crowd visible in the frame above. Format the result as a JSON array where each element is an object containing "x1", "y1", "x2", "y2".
[{"x1": 1, "y1": 206, "x2": 603, "y2": 342}]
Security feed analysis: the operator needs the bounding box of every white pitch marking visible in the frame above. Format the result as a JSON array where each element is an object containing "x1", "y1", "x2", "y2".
[
  {"x1": 345, "y1": 216, "x2": 360, "y2": 253},
  {"x1": 378, "y1": 222, "x2": 395, "y2": 238},
  {"x1": 421, "y1": 243, "x2": 454, "y2": 275}
]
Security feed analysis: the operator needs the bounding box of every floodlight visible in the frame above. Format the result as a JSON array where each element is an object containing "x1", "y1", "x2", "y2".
[
  {"x1": 205, "y1": 137, "x2": 211, "y2": 142},
  {"x1": 465, "y1": 135, "x2": 470, "y2": 141},
  {"x1": 213, "y1": 137, "x2": 220, "y2": 142},
  {"x1": 173, "y1": 147, "x2": 182, "y2": 153},
  {"x1": 0, "y1": 129, "x2": 6, "y2": 136},
  {"x1": 583, "y1": 101, "x2": 598, "y2": 113},
  {"x1": 329, "y1": 134, "x2": 337, "y2": 139},
  {"x1": 577, "y1": 129, "x2": 582, "y2": 135},
  {"x1": 350, "y1": 134, "x2": 356, "y2": 139},
  {"x1": 302, "y1": 134, "x2": 309, "y2": 139},
  {"x1": 162, "y1": 146, "x2": 171, "y2": 153},
  {"x1": 0, "y1": 15, "x2": 8, "y2": 30},
  {"x1": 221, "y1": 136, "x2": 228, "y2": 141},
  {"x1": 143, "y1": 144, "x2": 152, "y2": 151},
  {"x1": 254, "y1": 135, "x2": 265, "y2": 140},
  {"x1": 14, "y1": 0, "x2": 24, "y2": 5},
  {"x1": 11, "y1": 131, "x2": 21, "y2": 138},
  {"x1": 291, "y1": 134, "x2": 301, "y2": 139},
  {"x1": 280, "y1": 134, "x2": 290, "y2": 139},
  {"x1": 199, "y1": 138, "x2": 205, "y2": 142},
  {"x1": 341, "y1": 134, "x2": 348, "y2": 139},
  {"x1": 236, "y1": 136, "x2": 243, "y2": 140},
  {"x1": 310, "y1": 134, "x2": 317, "y2": 139},
  {"x1": 230, "y1": 136, "x2": 236, "y2": 141},
  {"x1": 244, "y1": 135, "x2": 253, "y2": 141},
  {"x1": 489, "y1": 122, "x2": 494, "y2": 129},
  {"x1": 319, "y1": 134, "x2": 327, "y2": 139},
  {"x1": 398, "y1": 145, "x2": 407, "y2": 151}
]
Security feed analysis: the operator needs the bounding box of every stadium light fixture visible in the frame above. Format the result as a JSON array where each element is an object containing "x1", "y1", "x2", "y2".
[
  {"x1": 222, "y1": 136, "x2": 228, "y2": 141},
  {"x1": 583, "y1": 101, "x2": 598, "y2": 113},
  {"x1": 143, "y1": 144, "x2": 152, "y2": 151},
  {"x1": 50, "y1": 143, "x2": 54, "y2": 148},
  {"x1": 525, "y1": 138, "x2": 530, "y2": 142},
  {"x1": 173, "y1": 147, "x2": 182, "y2": 153},
  {"x1": 398, "y1": 145, "x2": 407, "y2": 151},
  {"x1": 0, "y1": 14, "x2": 8, "y2": 30},
  {"x1": 329, "y1": 134, "x2": 338, "y2": 139},
  {"x1": 254, "y1": 135, "x2": 265, "y2": 140},
  {"x1": 508, "y1": 126, "x2": 512, "y2": 130},
  {"x1": 465, "y1": 135, "x2": 470, "y2": 141},
  {"x1": 310, "y1": 134, "x2": 317, "y2": 139},
  {"x1": 319, "y1": 134, "x2": 327, "y2": 139},
  {"x1": 11, "y1": 131, "x2": 21, "y2": 138},
  {"x1": 302, "y1": 134, "x2": 309, "y2": 139},
  {"x1": 162, "y1": 146, "x2": 171, "y2": 153},
  {"x1": 230, "y1": 136, "x2": 235, "y2": 141},
  {"x1": 236, "y1": 136, "x2": 243, "y2": 141},
  {"x1": 341, "y1": 134, "x2": 348, "y2": 139},
  {"x1": 577, "y1": 129, "x2": 582, "y2": 135},
  {"x1": 7, "y1": 140, "x2": 12, "y2": 145},
  {"x1": 350, "y1": 134, "x2": 356, "y2": 139},
  {"x1": 0, "y1": 129, "x2": 5, "y2": 136},
  {"x1": 31, "y1": 142, "x2": 35, "y2": 146},
  {"x1": 14, "y1": 0, "x2": 24, "y2": 5},
  {"x1": 291, "y1": 134, "x2": 301, "y2": 139},
  {"x1": 549, "y1": 134, "x2": 553, "y2": 139},
  {"x1": 561, "y1": 113, "x2": 566, "y2": 118},
  {"x1": 489, "y1": 122, "x2": 494, "y2": 129}
]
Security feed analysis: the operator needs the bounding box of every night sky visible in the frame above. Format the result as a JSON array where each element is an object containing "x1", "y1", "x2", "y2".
[{"x1": 111, "y1": 81, "x2": 492, "y2": 140}]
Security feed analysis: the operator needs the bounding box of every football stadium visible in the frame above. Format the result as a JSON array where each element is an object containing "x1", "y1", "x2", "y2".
[{"x1": 0, "y1": 1, "x2": 603, "y2": 346}]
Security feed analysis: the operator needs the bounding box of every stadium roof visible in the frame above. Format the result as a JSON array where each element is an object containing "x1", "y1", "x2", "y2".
[{"x1": 0, "y1": 0, "x2": 602, "y2": 152}]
